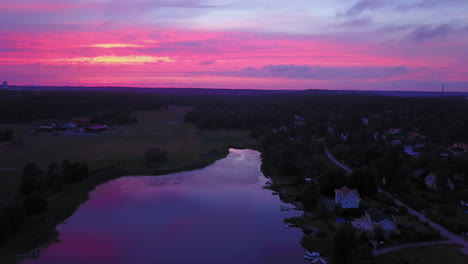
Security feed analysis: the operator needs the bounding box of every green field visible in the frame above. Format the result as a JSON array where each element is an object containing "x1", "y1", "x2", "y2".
[
  {"x1": 0, "y1": 106, "x2": 250, "y2": 196},
  {"x1": 371, "y1": 244, "x2": 468, "y2": 264}
]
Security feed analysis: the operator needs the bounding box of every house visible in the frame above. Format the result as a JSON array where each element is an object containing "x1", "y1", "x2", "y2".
[
  {"x1": 392, "y1": 139, "x2": 402, "y2": 145},
  {"x1": 71, "y1": 117, "x2": 91, "y2": 127},
  {"x1": 361, "y1": 118, "x2": 369, "y2": 125},
  {"x1": 38, "y1": 126, "x2": 55, "y2": 133},
  {"x1": 2, "y1": 81, "x2": 8, "y2": 89},
  {"x1": 447, "y1": 179, "x2": 455, "y2": 191},
  {"x1": 352, "y1": 216, "x2": 373, "y2": 231},
  {"x1": 279, "y1": 126, "x2": 289, "y2": 132},
  {"x1": 335, "y1": 186, "x2": 360, "y2": 209},
  {"x1": 404, "y1": 145, "x2": 419, "y2": 157},
  {"x1": 452, "y1": 142, "x2": 468, "y2": 152},
  {"x1": 294, "y1": 115, "x2": 305, "y2": 126},
  {"x1": 388, "y1": 128, "x2": 402, "y2": 135},
  {"x1": 440, "y1": 152, "x2": 450, "y2": 159},
  {"x1": 86, "y1": 125, "x2": 109, "y2": 133},
  {"x1": 341, "y1": 133, "x2": 349, "y2": 142},
  {"x1": 365, "y1": 208, "x2": 397, "y2": 231},
  {"x1": 425, "y1": 172, "x2": 438, "y2": 190},
  {"x1": 311, "y1": 257, "x2": 327, "y2": 264}
]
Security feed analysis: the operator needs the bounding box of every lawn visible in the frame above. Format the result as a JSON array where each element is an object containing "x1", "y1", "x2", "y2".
[
  {"x1": 371, "y1": 244, "x2": 468, "y2": 264},
  {"x1": 0, "y1": 106, "x2": 251, "y2": 196}
]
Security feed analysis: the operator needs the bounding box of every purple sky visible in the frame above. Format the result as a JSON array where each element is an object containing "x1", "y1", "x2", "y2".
[{"x1": 0, "y1": 0, "x2": 467, "y2": 90}]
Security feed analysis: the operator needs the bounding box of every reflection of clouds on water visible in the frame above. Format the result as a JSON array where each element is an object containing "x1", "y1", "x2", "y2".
[{"x1": 23, "y1": 149, "x2": 305, "y2": 264}]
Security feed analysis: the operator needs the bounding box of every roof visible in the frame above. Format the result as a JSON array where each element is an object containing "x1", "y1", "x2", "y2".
[
  {"x1": 365, "y1": 208, "x2": 395, "y2": 224},
  {"x1": 335, "y1": 186, "x2": 360, "y2": 198},
  {"x1": 425, "y1": 172, "x2": 437, "y2": 180},
  {"x1": 87, "y1": 125, "x2": 108, "y2": 130}
]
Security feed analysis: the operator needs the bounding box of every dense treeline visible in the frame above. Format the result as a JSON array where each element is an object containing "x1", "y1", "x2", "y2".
[{"x1": 0, "y1": 90, "x2": 171, "y2": 123}]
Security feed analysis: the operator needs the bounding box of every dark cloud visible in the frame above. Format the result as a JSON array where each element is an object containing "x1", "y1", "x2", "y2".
[
  {"x1": 336, "y1": 17, "x2": 373, "y2": 27},
  {"x1": 405, "y1": 24, "x2": 468, "y2": 42},
  {"x1": 343, "y1": 0, "x2": 385, "y2": 17},
  {"x1": 396, "y1": 0, "x2": 466, "y2": 12},
  {"x1": 199, "y1": 60, "x2": 215, "y2": 65},
  {"x1": 197, "y1": 64, "x2": 410, "y2": 80}
]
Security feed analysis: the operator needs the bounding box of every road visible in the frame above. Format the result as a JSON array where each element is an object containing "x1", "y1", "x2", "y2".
[
  {"x1": 373, "y1": 240, "x2": 454, "y2": 255},
  {"x1": 378, "y1": 188, "x2": 468, "y2": 255},
  {"x1": 324, "y1": 147, "x2": 468, "y2": 255},
  {"x1": 324, "y1": 148, "x2": 352, "y2": 174}
]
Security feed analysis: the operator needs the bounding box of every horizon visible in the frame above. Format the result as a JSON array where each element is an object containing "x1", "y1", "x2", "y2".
[{"x1": 1, "y1": 1, "x2": 468, "y2": 91}]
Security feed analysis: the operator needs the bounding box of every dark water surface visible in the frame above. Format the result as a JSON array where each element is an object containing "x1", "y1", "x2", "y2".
[{"x1": 24, "y1": 149, "x2": 305, "y2": 264}]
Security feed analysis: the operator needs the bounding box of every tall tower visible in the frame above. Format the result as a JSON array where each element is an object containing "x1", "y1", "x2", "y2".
[{"x1": 2, "y1": 81, "x2": 7, "y2": 89}]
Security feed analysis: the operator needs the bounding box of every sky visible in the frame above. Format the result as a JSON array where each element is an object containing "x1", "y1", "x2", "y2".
[{"x1": 1, "y1": 0, "x2": 468, "y2": 91}]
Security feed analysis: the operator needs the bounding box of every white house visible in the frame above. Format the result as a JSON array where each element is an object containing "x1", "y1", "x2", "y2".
[
  {"x1": 335, "y1": 186, "x2": 360, "y2": 209},
  {"x1": 365, "y1": 208, "x2": 397, "y2": 231}
]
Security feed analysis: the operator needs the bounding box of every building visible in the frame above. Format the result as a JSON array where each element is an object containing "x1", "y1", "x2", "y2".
[
  {"x1": 388, "y1": 128, "x2": 402, "y2": 135},
  {"x1": 2, "y1": 81, "x2": 7, "y2": 89},
  {"x1": 365, "y1": 208, "x2": 397, "y2": 231},
  {"x1": 335, "y1": 186, "x2": 360, "y2": 209},
  {"x1": 361, "y1": 117, "x2": 369, "y2": 125},
  {"x1": 404, "y1": 145, "x2": 419, "y2": 157},
  {"x1": 71, "y1": 117, "x2": 92, "y2": 127},
  {"x1": 86, "y1": 125, "x2": 109, "y2": 133},
  {"x1": 424, "y1": 172, "x2": 438, "y2": 190}
]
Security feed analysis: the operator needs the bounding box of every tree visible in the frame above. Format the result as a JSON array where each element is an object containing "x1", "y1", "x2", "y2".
[
  {"x1": 145, "y1": 148, "x2": 168, "y2": 164},
  {"x1": 301, "y1": 183, "x2": 320, "y2": 210},
  {"x1": 334, "y1": 224, "x2": 357, "y2": 264},
  {"x1": 19, "y1": 163, "x2": 39, "y2": 194},
  {"x1": 1, "y1": 128, "x2": 13, "y2": 141},
  {"x1": 24, "y1": 194, "x2": 48, "y2": 215}
]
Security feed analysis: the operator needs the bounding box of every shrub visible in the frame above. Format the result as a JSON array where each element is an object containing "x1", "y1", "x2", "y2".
[
  {"x1": 24, "y1": 194, "x2": 48, "y2": 215},
  {"x1": 145, "y1": 148, "x2": 168, "y2": 164}
]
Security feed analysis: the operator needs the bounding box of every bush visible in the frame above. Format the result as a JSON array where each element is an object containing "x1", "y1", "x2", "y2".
[
  {"x1": 145, "y1": 148, "x2": 168, "y2": 164},
  {"x1": 19, "y1": 163, "x2": 39, "y2": 194},
  {"x1": 63, "y1": 161, "x2": 89, "y2": 183},
  {"x1": 24, "y1": 194, "x2": 48, "y2": 215}
]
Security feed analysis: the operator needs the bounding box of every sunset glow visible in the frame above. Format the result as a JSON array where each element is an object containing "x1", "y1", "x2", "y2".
[{"x1": 1, "y1": 0, "x2": 468, "y2": 90}]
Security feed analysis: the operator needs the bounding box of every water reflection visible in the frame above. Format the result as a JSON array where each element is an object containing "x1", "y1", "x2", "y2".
[{"x1": 23, "y1": 149, "x2": 305, "y2": 264}]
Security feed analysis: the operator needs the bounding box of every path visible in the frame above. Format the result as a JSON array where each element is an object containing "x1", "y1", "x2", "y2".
[
  {"x1": 373, "y1": 240, "x2": 453, "y2": 255},
  {"x1": 324, "y1": 147, "x2": 468, "y2": 255},
  {"x1": 324, "y1": 148, "x2": 352, "y2": 174}
]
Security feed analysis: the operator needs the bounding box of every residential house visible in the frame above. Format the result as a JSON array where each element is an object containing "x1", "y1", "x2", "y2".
[
  {"x1": 341, "y1": 133, "x2": 349, "y2": 142},
  {"x1": 425, "y1": 172, "x2": 438, "y2": 190},
  {"x1": 86, "y1": 125, "x2": 109, "y2": 133},
  {"x1": 38, "y1": 126, "x2": 55, "y2": 133},
  {"x1": 352, "y1": 216, "x2": 373, "y2": 231},
  {"x1": 294, "y1": 115, "x2": 305, "y2": 126},
  {"x1": 365, "y1": 208, "x2": 397, "y2": 231},
  {"x1": 452, "y1": 142, "x2": 468, "y2": 152},
  {"x1": 335, "y1": 186, "x2": 360, "y2": 209},
  {"x1": 388, "y1": 128, "x2": 402, "y2": 135},
  {"x1": 71, "y1": 117, "x2": 91, "y2": 127},
  {"x1": 447, "y1": 179, "x2": 455, "y2": 191},
  {"x1": 404, "y1": 145, "x2": 419, "y2": 157}
]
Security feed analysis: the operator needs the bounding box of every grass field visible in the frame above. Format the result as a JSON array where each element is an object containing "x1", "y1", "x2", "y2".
[
  {"x1": 371, "y1": 244, "x2": 468, "y2": 264},
  {"x1": 0, "y1": 106, "x2": 250, "y2": 197}
]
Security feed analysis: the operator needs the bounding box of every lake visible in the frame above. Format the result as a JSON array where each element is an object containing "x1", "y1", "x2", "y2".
[{"x1": 23, "y1": 149, "x2": 305, "y2": 264}]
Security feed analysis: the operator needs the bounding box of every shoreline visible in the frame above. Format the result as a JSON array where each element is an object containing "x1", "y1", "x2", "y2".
[{"x1": 0, "y1": 147, "x2": 234, "y2": 264}]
